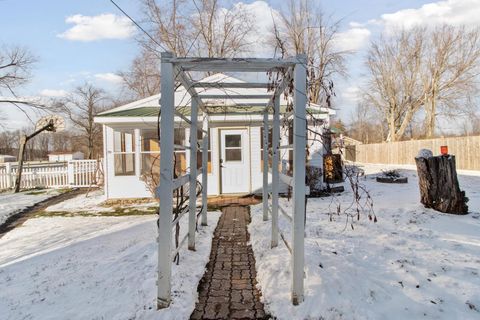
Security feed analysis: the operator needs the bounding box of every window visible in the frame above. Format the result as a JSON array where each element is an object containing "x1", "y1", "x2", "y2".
[
  {"x1": 113, "y1": 130, "x2": 135, "y2": 176},
  {"x1": 140, "y1": 128, "x2": 187, "y2": 177},
  {"x1": 224, "y1": 134, "x2": 242, "y2": 162},
  {"x1": 141, "y1": 130, "x2": 160, "y2": 176},
  {"x1": 196, "y1": 128, "x2": 212, "y2": 173}
]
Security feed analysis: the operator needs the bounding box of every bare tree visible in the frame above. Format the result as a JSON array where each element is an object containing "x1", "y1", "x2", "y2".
[
  {"x1": 363, "y1": 28, "x2": 426, "y2": 142},
  {"x1": 189, "y1": 0, "x2": 254, "y2": 58},
  {"x1": 50, "y1": 131, "x2": 73, "y2": 152},
  {"x1": 0, "y1": 45, "x2": 45, "y2": 124},
  {"x1": 348, "y1": 103, "x2": 385, "y2": 143},
  {"x1": 139, "y1": 0, "x2": 254, "y2": 58},
  {"x1": 57, "y1": 83, "x2": 108, "y2": 159},
  {"x1": 118, "y1": 49, "x2": 161, "y2": 99},
  {"x1": 423, "y1": 25, "x2": 480, "y2": 138},
  {"x1": 363, "y1": 26, "x2": 480, "y2": 141},
  {"x1": 270, "y1": 0, "x2": 349, "y2": 105}
]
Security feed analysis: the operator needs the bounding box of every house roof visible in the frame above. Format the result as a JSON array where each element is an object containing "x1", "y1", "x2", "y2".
[{"x1": 96, "y1": 73, "x2": 335, "y2": 121}]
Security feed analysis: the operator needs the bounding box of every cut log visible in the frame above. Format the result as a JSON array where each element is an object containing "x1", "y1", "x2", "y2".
[{"x1": 415, "y1": 155, "x2": 468, "y2": 215}]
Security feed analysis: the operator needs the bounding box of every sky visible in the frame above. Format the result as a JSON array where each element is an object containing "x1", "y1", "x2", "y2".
[{"x1": 1, "y1": 0, "x2": 479, "y2": 131}]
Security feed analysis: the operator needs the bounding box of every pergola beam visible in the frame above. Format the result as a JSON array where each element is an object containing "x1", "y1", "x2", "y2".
[
  {"x1": 192, "y1": 82, "x2": 270, "y2": 89},
  {"x1": 188, "y1": 98, "x2": 198, "y2": 251},
  {"x1": 200, "y1": 115, "x2": 209, "y2": 226},
  {"x1": 174, "y1": 66, "x2": 208, "y2": 115},
  {"x1": 205, "y1": 103, "x2": 268, "y2": 108},
  {"x1": 170, "y1": 57, "x2": 297, "y2": 72},
  {"x1": 271, "y1": 95, "x2": 280, "y2": 248},
  {"x1": 157, "y1": 52, "x2": 175, "y2": 309},
  {"x1": 262, "y1": 111, "x2": 269, "y2": 221},
  {"x1": 198, "y1": 94, "x2": 272, "y2": 100},
  {"x1": 291, "y1": 55, "x2": 307, "y2": 306}
]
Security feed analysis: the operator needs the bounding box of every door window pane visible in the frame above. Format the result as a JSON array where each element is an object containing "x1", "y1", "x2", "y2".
[
  {"x1": 225, "y1": 149, "x2": 242, "y2": 161},
  {"x1": 225, "y1": 134, "x2": 241, "y2": 147},
  {"x1": 114, "y1": 154, "x2": 135, "y2": 176},
  {"x1": 114, "y1": 131, "x2": 135, "y2": 152}
]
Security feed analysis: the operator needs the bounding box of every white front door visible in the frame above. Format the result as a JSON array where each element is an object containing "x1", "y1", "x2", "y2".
[{"x1": 220, "y1": 129, "x2": 250, "y2": 194}]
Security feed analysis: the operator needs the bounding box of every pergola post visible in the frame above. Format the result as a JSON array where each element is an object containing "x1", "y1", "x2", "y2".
[
  {"x1": 271, "y1": 95, "x2": 280, "y2": 248},
  {"x1": 157, "y1": 51, "x2": 175, "y2": 309},
  {"x1": 262, "y1": 111, "x2": 269, "y2": 221},
  {"x1": 188, "y1": 99, "x2": 198, "y2": 250},
  {"x1": 201, "y1": 114, "x2": 209, "y2": 226},
  {"x1": 291, "y1": 55, "x2": 307, "y2": 305}
]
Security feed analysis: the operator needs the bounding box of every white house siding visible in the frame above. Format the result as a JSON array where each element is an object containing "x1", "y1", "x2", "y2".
[{"x1": 101, "y1": 120, "x2": 325, "y2": 199}]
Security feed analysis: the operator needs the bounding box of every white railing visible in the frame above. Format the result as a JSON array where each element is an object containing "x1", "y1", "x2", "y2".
[{"x1": 0, "y1": 160, "x2": 99, "y2": 190}]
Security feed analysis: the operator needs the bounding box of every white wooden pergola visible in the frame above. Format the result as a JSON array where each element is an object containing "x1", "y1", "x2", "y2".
[{"x1": 157, "y1": 52, "x2": 308, "y2": 308}]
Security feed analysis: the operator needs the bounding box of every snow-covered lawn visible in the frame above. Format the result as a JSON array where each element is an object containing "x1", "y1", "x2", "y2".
[
  {"x1": 44, "y1": 189, "x2": 159, "y2": 215},
  {"x1": 249, "y1": 164, "x2": 480, "y2": 320},
  {"x1": 0, "y1": 189, "x2": 61, "y2": 226},
  {"x1": 0, "y1": 212, "x2": 221, "y2": 319}
]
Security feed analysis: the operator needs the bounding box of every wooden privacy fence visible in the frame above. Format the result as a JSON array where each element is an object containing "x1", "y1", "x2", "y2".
[
  {"x1": 0, "y1": 160, "x2": 99, "y2": 190},
  {"x1": 352, "y1": 135, "x2": 480, "y2": 170}
]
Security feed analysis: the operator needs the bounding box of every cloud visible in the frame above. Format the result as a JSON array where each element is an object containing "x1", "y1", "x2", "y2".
[
  {"x1": 379, "y1": 0, "x2": 480, "y2": 30},
  {"x1": 94, "y1": 73, "x2": 123, "y2": 84},
  {"x1": 39, "y1": 89, "x2": 68, "y2": 97},
  {"x1": 340, "y1": 85, "x2": 361, "y2": 106},
  {"x1": 333, "y1": 27, "x2": 371, "y2": 51},
  {"x1": 58, "y1": 14, "x2": 135, "y2": 41},
  {"x1": 237, "y1": 1, "x2": 279, "y2": 57}
]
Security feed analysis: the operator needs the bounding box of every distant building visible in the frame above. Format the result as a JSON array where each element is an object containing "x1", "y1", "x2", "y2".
[
  {"x1": 0, "y1": 155, "x2": 16, "y2": 163},
  {"x1": 48, "y1": 151, "x2": 84, "y2": 162}
]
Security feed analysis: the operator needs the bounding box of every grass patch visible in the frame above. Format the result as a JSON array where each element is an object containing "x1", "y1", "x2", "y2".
[
  {"x1": 35, "y1": 206, "x2": 158, "y2": 217},
  {"x1": 25, "y1": 190, "x2": 48, "y2": 195}
]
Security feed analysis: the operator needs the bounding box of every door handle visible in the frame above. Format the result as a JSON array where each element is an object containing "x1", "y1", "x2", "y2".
[{"x1": 220, "y1": 159, "x2": 225, "y2": 168}]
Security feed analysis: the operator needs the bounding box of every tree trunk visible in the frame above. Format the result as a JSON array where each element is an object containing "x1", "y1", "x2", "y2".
[
  {"x1": 426, "y1": 92, "x2": 436, "y2": 138},
  {"x1": 415, "y1": 155, "x2": 468, "y2": 214}
]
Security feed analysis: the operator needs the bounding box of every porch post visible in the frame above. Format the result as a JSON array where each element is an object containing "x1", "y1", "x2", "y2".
[
  {"x1": 201, "y1": 114, "x2": 209, "y2": 226},
  {"x1": 134, "y1": 128, "x2": 141, "y2": 178},
  {"x1": 271, "y1": 96, "x2": 280, "y2": 248},
  {"x1": 188, "y1": 99, "x2": 198, "y2": 250},
  {"x1": 262, "y1": 111, "x2": 269, "y2": 221},
  {"x1": 292, "y1": 55, "x2": 307, "y2": 305},
  {"x1": 157, "y1": 51, "x2": 175, "y2": 309}
]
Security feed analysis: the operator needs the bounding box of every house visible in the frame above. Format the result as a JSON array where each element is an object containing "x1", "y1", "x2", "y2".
[
  {"x1": 0, "y1": 155, "x2": 16, "y2": 163},
  {"x1": 94, "y1": 74, "x2": 335, "y2": 199},
  {"x1": 48, "y1": 151, "x2": 84, "y2": 162}
]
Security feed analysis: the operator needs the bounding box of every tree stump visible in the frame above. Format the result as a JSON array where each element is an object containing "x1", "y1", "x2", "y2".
[
  {"x1": 323, "y1": 154, "x2": 343, "y2": 183},
  {"x1": 415, "y1": 154, "x2": 468, "y2": 214}
]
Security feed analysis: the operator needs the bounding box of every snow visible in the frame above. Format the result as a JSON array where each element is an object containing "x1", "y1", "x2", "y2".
[
  {"x1": 0, "y1": 189, "x2": 60, "y2": 226},
  {"x1": 45, "y1": 189, "x2": 110, "y2": 213},
  {"x1": 249, "y1": 164, "x2": 480, "y2": 320},
  {"x1": 0, "y1": 212, "x2": 221, "y2": 319},
  {"x1": 417, "y1": 148, "x2": 433, "y2": 158}
]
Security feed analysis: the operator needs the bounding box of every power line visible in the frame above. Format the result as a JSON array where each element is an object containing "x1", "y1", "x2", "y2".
[{"x1": 109, "y1": 0, "x2": 168, "y2": 52}]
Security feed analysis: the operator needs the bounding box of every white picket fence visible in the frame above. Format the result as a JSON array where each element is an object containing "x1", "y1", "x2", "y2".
[{"x1": 0, "y1": 160, "x2": 99, "y2": 190}]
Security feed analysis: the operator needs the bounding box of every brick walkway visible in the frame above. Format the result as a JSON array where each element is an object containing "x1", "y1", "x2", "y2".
[{"x1": 191, "y1": 206, "x2": 269, "y2": 320}]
